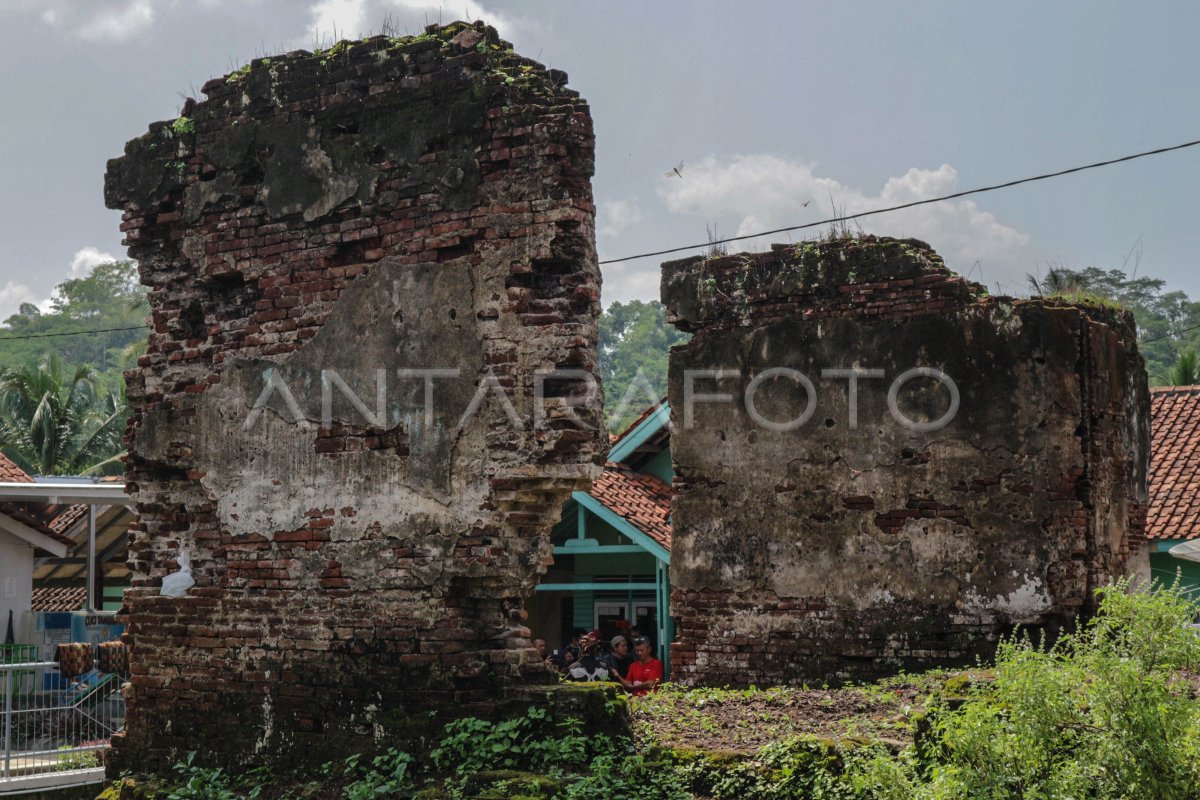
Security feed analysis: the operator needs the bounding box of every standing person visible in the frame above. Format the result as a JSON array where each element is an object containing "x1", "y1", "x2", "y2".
[
  {"x1": 625, "y1": 636, "x2": 663, "y2": 696},
  {"x1": 604, "y1": 635, "x2": 634, "y2": 681}
]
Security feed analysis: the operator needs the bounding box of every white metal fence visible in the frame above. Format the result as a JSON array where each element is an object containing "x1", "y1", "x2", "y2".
[{"x1": 0, "y1": 655, "x2": 124, "y2": 794}]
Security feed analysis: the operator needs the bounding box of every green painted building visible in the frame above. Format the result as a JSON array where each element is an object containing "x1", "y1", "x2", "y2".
[{"x1": 528, "y1": 402, "x2": 675, "y2": 668}]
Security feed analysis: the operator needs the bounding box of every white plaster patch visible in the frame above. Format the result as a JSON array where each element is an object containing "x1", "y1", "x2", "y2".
[{"x1": 960, "y1": 575, "x2": 1050, "y2": 622}]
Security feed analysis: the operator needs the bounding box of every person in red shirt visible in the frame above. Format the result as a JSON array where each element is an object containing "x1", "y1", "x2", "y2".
[{"x1": 624, "y1": 636, "x2": 663, "y2": 695}]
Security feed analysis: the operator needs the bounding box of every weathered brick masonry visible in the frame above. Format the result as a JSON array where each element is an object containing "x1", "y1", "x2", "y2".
[
  {"x1": 104, "y1": 22, "x2": 605, "y2": 767},
  {"x1": 662, "y1": 238, "x2": 1149, "y2": 686}
]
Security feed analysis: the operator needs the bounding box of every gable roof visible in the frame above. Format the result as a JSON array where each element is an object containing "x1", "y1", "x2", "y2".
[
  {"x1": 1148, "y1": 385, "x2": 1200, "y2": 540},
  {"x1": 0, "y1": 462, "x2": 128, "y2": 559},
  {"x1": 0, "y1": 452, "x2": 33, "y2": 483},
  {"x1": 49, "y1": 503, "x2": 89, "y2": 535},
  {"x1": 588, "y1": 462, "x2": 673, "y2": 551},
  {"x1": 608, "y1": 400, "x2": 670, "y2": 465},
  {"x1": 32, "y1": 503, "x2": 133, "y2": 585}
]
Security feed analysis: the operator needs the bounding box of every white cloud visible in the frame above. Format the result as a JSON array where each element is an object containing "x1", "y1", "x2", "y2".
[
  {"x1": 599, "y1": 260, "x2": 660, "y2": 308},
  {"x1": 657, "y1": 154, "x2": 1030, "y2": 275},
  {"x1": 68, "y1": 246, "x2": 117, "y2": 279},
  {"x1": 305, "y1": 0, "x2": 516, "y2": 46},
  {"x1": 597, "y1": 199, "x2": 642, "y2": 239},
  {"x1": 0, "y1": 246, "x2": 121, "y2": 321},
  {"x1": 15, "y1": 0, "x2": 158, "y2": 42},
  {"x1": 76, "y1": 0, "x2": 154, "y2": 41},
  {"x1": 0, "y1": 282, "x2": 38, "y2": 321}
]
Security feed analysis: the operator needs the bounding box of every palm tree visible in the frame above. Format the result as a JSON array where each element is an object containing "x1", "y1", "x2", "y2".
[
  {"x1": 0, "y1": 354, "x2": 127, "y2": 476},
  {"x1": 1027, "y1": 266, "x2": 1086, "y2": 297},
  {"x1": 1169, "y1": 350, "x2": 1200, "y2": 387},
  {"x1": 119, "y1": 292, "x2": 151, "y2": 369}
]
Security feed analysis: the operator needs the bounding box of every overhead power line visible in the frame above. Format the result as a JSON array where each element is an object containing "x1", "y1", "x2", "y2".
[
  {"x1": 600, "y1": 136, "x2": 1200, "y2": 265},
  {"x1": 1143, "y1": 321, "x2": 1200, "y2": 345},
  {"x1": 0, "y1": 325, "x2": 147, "y2": 342},
  {"x1": 2, "y1": 137, "x2": 1199, "y2": 344}
]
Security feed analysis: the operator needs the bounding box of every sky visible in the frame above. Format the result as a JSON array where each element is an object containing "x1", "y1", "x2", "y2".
[{"x1": 0, "y1": 0, "x2": 1198, "y2": 320}]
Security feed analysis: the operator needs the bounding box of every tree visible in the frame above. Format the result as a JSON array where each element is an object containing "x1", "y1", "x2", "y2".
[
  {"x1": 1169, "y1": 350, "x2": 1200, "y2": 386},
  {"x1": 599, "y1": 301, "x2": 690, "y2": 432},
  {"x1": 1027, "y1": 264, "x2": 1200, "y2": 385},
  {"x1": 0, "y1": 353, "x2": 127, "y2": 476},
  {"x1": 0, "y1": 260, "x2": 147, "y2": 376},
  {"x1": 49, "y1": 261, "x2": 142, "y2": 319}
]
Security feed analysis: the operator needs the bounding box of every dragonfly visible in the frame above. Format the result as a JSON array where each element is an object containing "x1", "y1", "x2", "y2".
[{"x1": 664, "y1": 161, "x2": 684, "y2": 178}]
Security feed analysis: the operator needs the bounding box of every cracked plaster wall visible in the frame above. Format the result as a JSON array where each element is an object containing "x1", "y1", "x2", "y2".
[{"x1": 661, "y1": 238, "x2": 1149, "y2": 685}]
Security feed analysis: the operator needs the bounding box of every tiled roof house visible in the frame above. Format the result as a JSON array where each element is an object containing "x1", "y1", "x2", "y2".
[
  {"x1": 530, "y1": 400, "x2": 676, "y2": 667},
  {"x1": 1146, "y1": 386, "x2": 1200, "y2": 587}
]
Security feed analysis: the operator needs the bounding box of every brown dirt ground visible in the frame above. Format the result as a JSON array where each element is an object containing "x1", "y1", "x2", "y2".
[{"x1": 628, "y1": 677, "x2": 951, "y2": 754}]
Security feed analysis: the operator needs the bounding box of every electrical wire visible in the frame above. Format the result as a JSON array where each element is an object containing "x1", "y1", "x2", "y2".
[
  {"x1": 600, "y1": 136, "x2": 1200, "y2": 265},
  {"x1": 1, "y1": 137, "x2": 1198, "y2": 343},
  {"x1": 1142, "y1": 321, "x2": 1200, "y2": 345},
  {"x1": 0, "y1": 325, "x2": 146, "y2": 342}
]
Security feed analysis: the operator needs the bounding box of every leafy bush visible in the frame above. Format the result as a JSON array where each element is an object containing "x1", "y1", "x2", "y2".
[
  {"x1": 852, "y1": 577, "x2": 1200, "y2": 799},
  {"x1": 430, "y1": 705, "x2": 596, "y2": 776},
  {"x1": 165, "y1": 752, "x2": 260, "y2": 800},
  {"x1": 563, "y1": 753, "x2": 691, "y2": 800},
  {"x1": 342, "y1": 748, "x2": 415, "y2": 799}
]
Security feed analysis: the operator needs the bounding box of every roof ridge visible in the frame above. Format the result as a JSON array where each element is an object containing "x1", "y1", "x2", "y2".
[
  {"x1": 1150, "y1": 384, "x2": 1200, "y2": 394},
  {"x1": 610, "y1": 399, "x2": 668, "y2": 447}
]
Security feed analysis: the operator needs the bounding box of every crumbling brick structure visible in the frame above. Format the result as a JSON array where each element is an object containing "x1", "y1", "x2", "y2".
[
  {"x1": 104, "y1": 22, "x2": 604, "y2": 767},
  {"x1": 662, "y1": 237, "x2": 1149, "y2": 686}
]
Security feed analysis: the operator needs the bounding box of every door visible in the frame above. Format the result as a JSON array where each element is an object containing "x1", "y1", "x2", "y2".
[{"x1": 594, "y1": 602, "x2": 629, "y2": 641}]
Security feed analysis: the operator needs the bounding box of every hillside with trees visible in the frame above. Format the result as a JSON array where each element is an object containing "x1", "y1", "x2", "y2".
[{"x1": 0, "y1": 260, "x2": 145, "y2": 475}]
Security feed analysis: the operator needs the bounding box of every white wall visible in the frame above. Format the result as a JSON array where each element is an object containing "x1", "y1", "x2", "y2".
[{"x1": 0, "y1": 533, "x2": 34, "y2": 645}]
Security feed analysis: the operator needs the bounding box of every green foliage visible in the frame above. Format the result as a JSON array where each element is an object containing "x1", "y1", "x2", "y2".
[
  {"x1": 0, "y1": 352, "x2": 127, "y2": 475},
  {"x1": 0, "y1": 260, "x2": 147, "y2": 375},
  {"x1": 166, "y1": 752, "x2": 261, "y2": 800},
  {"x1": 54, "y1": 745, "x2": 100, "y2": 770},
  {"x1": 599, "y1": 300, "x2": 689, "y2": 432},
  {"x1": 342, "y1": 748, "x2": 415, "y2": 799},
  {"x1": 225, "y1": 63, "x2": 251, "y2": 85},
  {"x1": 1169, "y1": 349, "x2": 1199, "y2": 385},
  {"x1": 677, "y1": 738, "x2": 860, "y2": 800},
  {"x1": 563, "y1": 753, "x2": 690, "y2": 800},
  {"x1": 1026, "y1": 264, "x2": 1200, "y2": 383},
  {"x1": 849, "y1": 578, "x2": 1200, "y2": 799},
  {"x1": 0, "y1": 260, "x2": 143, "y2": 475},
  {"x1": 430, "y1": 706, "x2": 594, "y2": 776},
  {"x1": 171, "y1": 117, "x2": 196, "y2": 136}
]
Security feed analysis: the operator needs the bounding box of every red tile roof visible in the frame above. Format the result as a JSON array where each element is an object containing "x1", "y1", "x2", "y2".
[
  {"x1": 49, "y1": 504, "x2": 88, "y2": 535},
  {"x1": 1148, "y1": 386, "x2": 1200, "y2": 540},
  {"x1": 0, "y1": 453, "x2": 32, "y2": 483},
  {"x1": 0, "y1": 502, "x2": 77, "y2": 549},
  {"x1": 30, "y1": 586, "x2": 87, "y2": 612},
  {"x1": 589, "y1": 463, "x2": 673, "y2": 550}
]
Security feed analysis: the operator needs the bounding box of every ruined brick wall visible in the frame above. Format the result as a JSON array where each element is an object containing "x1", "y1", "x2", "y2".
[
  {"x1": 662, "y1": 237, "x2": 1149, "y2": 686},
  {"x1": 104, "y1": 22, "x2": 604, "y2": 767}
]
